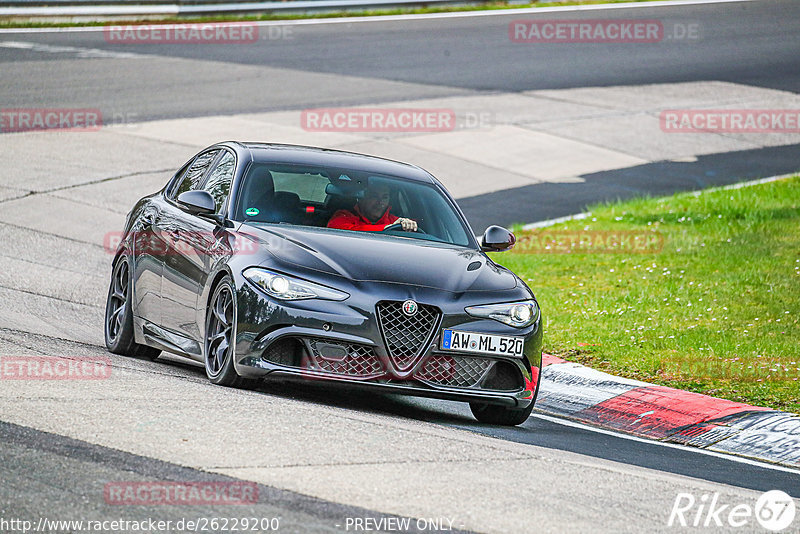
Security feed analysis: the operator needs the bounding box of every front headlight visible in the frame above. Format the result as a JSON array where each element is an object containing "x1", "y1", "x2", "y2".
[
  {"x1": 465, "y1": 300, "x2": 540, "y2": 328},
  {"x1": 243, "y1": 268, "x2": 349, "y2": 301}
]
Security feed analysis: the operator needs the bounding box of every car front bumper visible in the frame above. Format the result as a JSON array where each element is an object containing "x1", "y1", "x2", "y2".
[{"x1": 232, "y1": 280, "x2": 543, "y2": 409}]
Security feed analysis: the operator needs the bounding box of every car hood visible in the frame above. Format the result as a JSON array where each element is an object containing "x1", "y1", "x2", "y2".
[{"x1": 239, "y1": 224, "x2": 519, "y2": 292}]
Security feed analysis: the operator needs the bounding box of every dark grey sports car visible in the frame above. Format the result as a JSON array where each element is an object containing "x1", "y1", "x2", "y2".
[{"x1": 105, "y1": 142, "x2": 543, "y2": 425}]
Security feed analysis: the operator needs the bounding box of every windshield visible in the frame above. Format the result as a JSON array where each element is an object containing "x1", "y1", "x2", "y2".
[{"x1": 235, "y1": 163, "x2": 473, "y2": 247}]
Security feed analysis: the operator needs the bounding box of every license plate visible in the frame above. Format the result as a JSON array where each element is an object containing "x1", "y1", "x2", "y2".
[{"x1": 441, "y1": 329, "x2": 524, "y2": 357}]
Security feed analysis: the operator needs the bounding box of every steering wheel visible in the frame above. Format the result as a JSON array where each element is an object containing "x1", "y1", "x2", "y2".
[{"x1": 383, "y1": 221, "x2": 425, "y2": 233}]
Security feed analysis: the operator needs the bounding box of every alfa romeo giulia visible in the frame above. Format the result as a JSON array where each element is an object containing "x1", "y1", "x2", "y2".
[{"x1": 104, "y1": 142, "x2": 542, "y2": 425}]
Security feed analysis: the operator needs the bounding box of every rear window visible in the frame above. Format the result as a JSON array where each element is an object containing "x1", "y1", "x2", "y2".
[{"x1": 272, "y1": 168, "x2": 330, "y2": 203}]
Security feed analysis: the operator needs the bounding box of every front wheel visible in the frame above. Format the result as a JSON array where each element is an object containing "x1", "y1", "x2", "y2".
[
  {"x1": 204, "y1": 276, "x2": 253, "y2": 388},
  {"x1": 469, "y1": 401, "x2": 534, "y2": 426},
  {"x1": 104, "y1": 256, "x2": 160, "y2": 360}
]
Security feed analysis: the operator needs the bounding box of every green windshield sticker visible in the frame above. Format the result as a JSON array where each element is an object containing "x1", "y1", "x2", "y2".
[{"x1": 245, "y1": 207, "x2": 260, "y2": 216}]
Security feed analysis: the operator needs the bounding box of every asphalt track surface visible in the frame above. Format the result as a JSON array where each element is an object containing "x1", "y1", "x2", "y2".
[
  {"x1": 1, "y1": 420, "x2": 460, "y2": 534},
  {"x1": 2, "y1": 0, "x2": 800, "y2": 228},
  {"x1": 2, "y1": 1, "x2": 800, "y2": 532},
  {"x1": 2, "y1": 1, "x2": 799, "y2": 117}
]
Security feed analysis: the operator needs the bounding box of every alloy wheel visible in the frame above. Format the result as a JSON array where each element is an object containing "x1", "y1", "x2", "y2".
[
  {"x1": 106, "y1": 259, "x2": 129, "y2": 344},
  {"x1": 206, "y1": 284, "x2": 234, "y2": 375}
]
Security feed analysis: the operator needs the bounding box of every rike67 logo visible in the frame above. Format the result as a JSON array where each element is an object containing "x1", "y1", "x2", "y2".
[{"x1": 669, "y1": 490, "x2": 796, "y2": 531}]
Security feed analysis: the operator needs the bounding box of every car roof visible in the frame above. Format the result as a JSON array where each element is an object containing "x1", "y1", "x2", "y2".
[{"x1": 221, "y1": 142, "x2": 436, "y2": 184}]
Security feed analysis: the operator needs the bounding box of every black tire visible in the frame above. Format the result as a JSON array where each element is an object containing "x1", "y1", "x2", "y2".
[
  {"x1": 204, "y1": 276, "x2": 253, "y2": 388},
  {"x1": 470, "y1": 365, "x2": 541, "y2": 425},
  {"x1": 469, "y1": 401, "x2": 534, "y2": 426},
  {"x1": 104, "y1": 256, "x2": 161, "y2": 360}
]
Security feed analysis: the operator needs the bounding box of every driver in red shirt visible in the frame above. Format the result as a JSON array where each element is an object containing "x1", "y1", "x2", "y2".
[{"x1": 327, "y1": 183, "x2": 418, "y2": 232}]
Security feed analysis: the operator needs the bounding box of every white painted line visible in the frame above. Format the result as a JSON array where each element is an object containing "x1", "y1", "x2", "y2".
[
  {"x1": 0, "y1": 40, "x2": 144, "y2": 59},
  {"x1": 688, "y1": 172, "x2": 798, "y2": 197},
  {"x1": 522, "y1": 212, "x2": 591, "y2": 230},
  {"x1": 522, "y1": 172, "x2": 798, "y2": 229},
  {"x1": 0, "y1": 0, "x2": 755, "y2": 34},
  {"x1": 532, "y1": 412, "x2": 800, "y2": 475}
]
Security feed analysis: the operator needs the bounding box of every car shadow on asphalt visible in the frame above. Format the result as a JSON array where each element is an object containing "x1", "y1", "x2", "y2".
[
  {"x1": 254, "y1": 378, "x2": 482, "y2": 426},
  {"x1": 152, "y1": 351, "x2": 481, "y2": 425}
]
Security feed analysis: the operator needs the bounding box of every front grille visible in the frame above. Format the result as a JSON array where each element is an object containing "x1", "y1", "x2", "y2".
[
  {"x1": 307, "y1": 338, "x2": 384, "y2": 378},
  {"x1": 416, "y1": 354, "x2": 494, "y2": 388},
  {"x1": 376, "y1": 301, "x2": 441, "y2": 370}
]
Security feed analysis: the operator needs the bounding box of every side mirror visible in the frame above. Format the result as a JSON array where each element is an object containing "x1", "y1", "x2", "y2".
[
  {"x1": 480, "y1": 225, "x2": 516, "y2": 252},
  {"x1": 177, "y1": 190, "x2": 216, "y2": 215}
]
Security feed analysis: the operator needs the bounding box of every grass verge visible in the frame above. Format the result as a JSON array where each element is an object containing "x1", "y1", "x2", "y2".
[{"x1": 493, "y1": 176, "x2": 800, "y2": 413}]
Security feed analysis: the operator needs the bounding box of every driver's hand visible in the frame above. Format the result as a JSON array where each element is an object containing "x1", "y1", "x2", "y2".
[{"x1": 393, "y1": 218, "x2": 417, "y2": 232}]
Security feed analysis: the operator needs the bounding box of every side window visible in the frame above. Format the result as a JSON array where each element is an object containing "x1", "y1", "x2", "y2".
[
  {"x1": 171, "y1": 150, "x2": 220, "y2": 199},
  {"x1": 203, "y1": 151, "x2": 235, "y2": 214}
]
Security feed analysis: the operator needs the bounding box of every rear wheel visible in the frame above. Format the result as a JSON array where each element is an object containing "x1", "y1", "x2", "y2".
[
  {"x1": 204, "y1": 276, "x2": 253, "y2": 388},
  {"x1": 104, "y1": 256, "x2": 160, "y2": 360}
]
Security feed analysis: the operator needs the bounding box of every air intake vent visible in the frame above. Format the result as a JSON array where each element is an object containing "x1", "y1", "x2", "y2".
[
  {"x1": 307, "y1": 338, "x2": 384, "y2": 378},
  {"x1": 416, "y1": 354, "x2": 494, "y2": 388}
]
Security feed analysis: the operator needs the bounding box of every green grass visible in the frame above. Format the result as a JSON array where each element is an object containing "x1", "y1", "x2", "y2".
[
  {"x1": 493, "y1": 176, "x2": 800, "y2": 413},
  {"x1": 0, "y1": 0, "x2": 675, "y2": 29}
]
